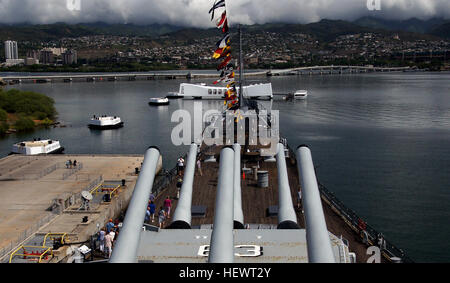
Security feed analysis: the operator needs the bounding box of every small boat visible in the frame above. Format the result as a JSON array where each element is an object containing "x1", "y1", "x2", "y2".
[
  {"x1": 149, "y1": 97, "x2": 170, "y2": 106},
  {"x1": 166, "y1": 92, "x2": 183, "y2": 99},
  {"x1": 88, "y1": 115, "x2": 124, "y2": 130},
  {"x1": 11, "y1": 139, "x2": 64, "y2": 155},
  {"x1": 294, "y1": 90, "x2": 308, "y2": 100}
]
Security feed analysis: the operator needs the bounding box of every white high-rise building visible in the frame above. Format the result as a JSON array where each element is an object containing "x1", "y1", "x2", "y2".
[{"x1": 5, "y1": 40, "x2": 19, "y2": 60}]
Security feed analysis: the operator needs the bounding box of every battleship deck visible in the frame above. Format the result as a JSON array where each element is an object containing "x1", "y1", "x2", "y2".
[
  {"x1": 0, "y1": 154, "x2": 152, "y2": 262},
  {"x1": 151, "y1": 144, "x2": 378, "y2": 263}
]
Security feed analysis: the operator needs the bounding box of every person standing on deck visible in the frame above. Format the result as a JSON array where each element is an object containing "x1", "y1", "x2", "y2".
[
  {"x1": 158, "y1": 207, "x2": 166, "y2": 228},
  {"x1": 176, "y1": 178, "x2": 183, "y2": 199},
  {"x1": 149, "y1": 201, "x2": 156, "y2": 222},
  {"x1": 164, "y1": 196, "x2": 172, "y2": 219},
  {"x1": 106, "y1": 219, "x2": 114, "y2": 233},
  {"x1": 149, "y1": 192, "x2": 155, "y2": 202},
  {"x1": 145, "y1": 207, "x2": 151, "y2": 224},
  {"x1": 297, "y1": 188, "x2": 302, "y2": 210},
  {"x1": 177, "y1": 156, "x2": 185, "y2": 176},
  {"x1": 105, "y1": 231, "x2": 114, "y2": 258},
  {"x1": 98, "y1": 228, "x2": 106, "y2": 254},
  {"x1": 197, "y1": 159, "x2": 203, "y2": 176}
]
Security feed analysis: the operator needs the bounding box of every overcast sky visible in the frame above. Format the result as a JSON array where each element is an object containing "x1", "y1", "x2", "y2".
[{"x1": 0, "y1": 0, "x2": 449, "y2": 27}]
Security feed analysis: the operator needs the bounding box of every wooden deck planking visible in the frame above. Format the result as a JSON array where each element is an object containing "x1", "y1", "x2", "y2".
[
  {"x1": 153, "y1": 146, "x2": 306, "y2": 228},
  {"x1": 150, "y1": 145, "x2": 375, "y2": 262}
]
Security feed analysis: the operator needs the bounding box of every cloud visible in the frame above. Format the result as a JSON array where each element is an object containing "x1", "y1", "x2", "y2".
[{"x1": 0, "y1": 0, "x2": 449, "y2": 27}]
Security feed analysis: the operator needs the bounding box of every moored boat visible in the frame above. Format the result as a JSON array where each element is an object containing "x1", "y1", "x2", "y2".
[
  {"x1": 149, "y1": 97, "x2": 170, "y2": 106},
  {"x1": 88, "y1": 115, "x2": 124, "y2": 130},
  {"x1": 294, "y1": 90, "x2": 308, "y2": 100},
  {"x1": 11, "y1": 139, "x2": 64, "y2": 155}
]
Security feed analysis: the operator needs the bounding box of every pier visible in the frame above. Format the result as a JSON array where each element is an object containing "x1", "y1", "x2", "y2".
[
  {"x1": 0, "y1": 66, "x2": 411, "y2": 85},
  {"x1": 0, "y1": 154, "x2": 162, "y2": 263}
]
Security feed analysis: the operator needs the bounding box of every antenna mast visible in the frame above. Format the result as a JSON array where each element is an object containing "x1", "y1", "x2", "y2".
[{"x1": 238, "y1": 24, "x2": 244, "y2": 108}]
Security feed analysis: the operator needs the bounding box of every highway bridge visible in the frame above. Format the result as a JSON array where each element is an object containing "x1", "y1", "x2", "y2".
[
  {"x1": 0, "y1": 66, "x2": 412, "y2": 84},
  {"x1": 267, "y1": 65, "x2": 411, "y2": 76}
]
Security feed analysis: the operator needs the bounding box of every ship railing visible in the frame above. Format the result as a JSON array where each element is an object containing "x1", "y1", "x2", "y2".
[
  {"x1": 285, "y1": 142, "x2": 413, "y2": 263},
  {"x1": 84, "y1": 175, "x2": 103, "y2": 192},
  {"x1": 150, "y1": 153, "x2": 188, "y2": 198},
  {"x1": 317, "y1": 183, "x2": 413, "y2": 263},
  {"x1": 3, "y1": 162, "x2": 61, "y2": 180},
  {"x1": 62, "y1": 163, "x2": 83, "y2": 180}
]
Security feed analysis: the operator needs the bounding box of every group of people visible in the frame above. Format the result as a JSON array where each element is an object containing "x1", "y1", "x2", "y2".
[
  {"x1": 65, "y1": 159, "x2": 78, "y2": 169},
  {"x1": 145, "y1": 192, "x2": 173, "y2": 229},
  {"x1": 97, "y1": 219, "x2": 120, "y2": 258},
  {"x1": 158, "y1": 197, "x2": 173, "y2": 228},
  {"x1": 177, "y1": 155, "x2": 203, "y2": 177},
  {"x1": 144, "y1": 154, "x2": 204, "y2": 229}
]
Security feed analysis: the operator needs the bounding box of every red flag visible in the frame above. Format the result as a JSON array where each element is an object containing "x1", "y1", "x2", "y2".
[
  {"x1": 222, "y1": 19, "x2": 229, "y2": 33},
  {"x1": 217, "y1": 55, "x2": 232, "y2": 71},
  {"x1": 216, "y1": 11, "x2": 227, "y2": 28}
]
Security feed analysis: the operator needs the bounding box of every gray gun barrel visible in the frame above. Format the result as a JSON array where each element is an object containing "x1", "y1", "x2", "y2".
[
  {"x1": 208, "y1": 147, "x2": 235, "y2": 263},
  {"x1": 169, "y1": 143, "x2": 198, "y2": 229},
  {"x1": 109, "y1": 146, "x2": 161, "y2": 263},
  {"x1": 276, "y1": 143, "x2": 299, "y2": 229},
  {"x1": 233, "y1": 144, "x2": 244, "y2": 229},
  {"x1": 296, "y1": 145, "x2": 335, "y2": 263}
]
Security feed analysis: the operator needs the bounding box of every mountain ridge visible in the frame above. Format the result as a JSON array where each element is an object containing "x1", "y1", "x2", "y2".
[{"x1": 0, "y1": 18, "x2": 448, "y2": 43}]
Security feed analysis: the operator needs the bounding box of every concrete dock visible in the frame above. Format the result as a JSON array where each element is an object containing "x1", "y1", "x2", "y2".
[{"x1": 0, "y1": 154, "x2": 162, "y2": 263}]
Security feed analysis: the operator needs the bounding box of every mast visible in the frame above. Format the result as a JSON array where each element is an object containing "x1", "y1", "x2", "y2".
[{"x1": 238, "y1": 24, "x2": 244, "y2": 108}]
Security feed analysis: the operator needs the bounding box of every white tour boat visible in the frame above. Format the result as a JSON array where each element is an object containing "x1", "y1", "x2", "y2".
[
  {"x1": 167, "y1": 82, "x2": 273, "y2": 100},
  {"x1": 294, "y1": 90, "x2": 308, "y2": 100},
  {"x1": 149, "y1": 97, "x2": 170, "y2": 106},
  {"x1": 11, "y1": 139, "x2": 64, "y2": 155},
  {"x1": 88, "y1": 115, "x2": 124, "y2": 129}
]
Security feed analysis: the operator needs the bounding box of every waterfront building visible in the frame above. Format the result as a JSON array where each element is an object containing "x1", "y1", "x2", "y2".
[
  {"x1": 25, "y1": 57, "x2": 39, "y2": 65},
  {"x1": 62, "y1": 50, "x2": 78, "y2": 65},
  {"x1": 4, "y1": 40, "x2": 19, "y2": 60},
  {"x1": 39, "y1": 50, "x2": 55, "y2": 65},
  {"x1": 4, "y1": 59, "x2": 24, "y2": 66},
  {"x1": 26, "y1": 50, "x2": 40, "y2": 60}
]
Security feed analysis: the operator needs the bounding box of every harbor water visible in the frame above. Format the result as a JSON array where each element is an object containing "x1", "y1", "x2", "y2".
[{"x1": 0, "y1": 72, "x2": 449, "y2": 262}]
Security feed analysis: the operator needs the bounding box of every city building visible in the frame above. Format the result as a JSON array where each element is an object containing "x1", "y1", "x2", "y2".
[
  {"x1": 4, "y1": 40, "x2": 19, "y2": 60},
  {"x1": 25, "y1": 58, "x2": 39, "y2": 65},
  {"x1": 42, "y1": 47, "x2": 67, "y2": 56},
  {"x1": 26, "y1": 50, "x2": 40, "y2": 60},
  {"x1": 4, "y1": 59, "x2": 24, "y2": 66},
  {"x1": 62, "y1": 50, "x2": 77, "y2": 65},
  {"x1": 39, "y1": 50, "x2": 55, "y2": 65}
]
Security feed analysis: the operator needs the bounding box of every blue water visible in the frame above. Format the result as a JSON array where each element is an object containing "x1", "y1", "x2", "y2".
[{"x1": 1, "y1": 72, "x2": 449, "y2": 262}]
